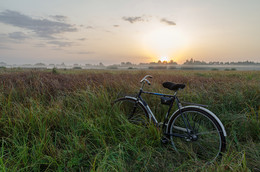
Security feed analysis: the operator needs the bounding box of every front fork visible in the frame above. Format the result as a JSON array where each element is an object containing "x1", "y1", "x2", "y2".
[{"x1": 129, "y1": 89, "x2": 143, "y2": 118}]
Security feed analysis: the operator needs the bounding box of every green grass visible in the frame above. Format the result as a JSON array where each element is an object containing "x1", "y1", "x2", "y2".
[{"x1": 0, "y1": 69, "x2": 259, "y2": 171}]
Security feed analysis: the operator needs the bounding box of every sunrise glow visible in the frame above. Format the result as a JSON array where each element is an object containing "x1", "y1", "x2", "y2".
[
  {"x1": 142, "y1": 27, "x2": 185, "y2": 58},
  {"x1": 0, "y1": 1, "x2": 259, "y2": 65}
]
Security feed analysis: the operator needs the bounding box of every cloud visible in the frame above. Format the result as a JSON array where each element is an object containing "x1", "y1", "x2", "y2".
[
  {"x1": 0, "y1": 45, "x2": 13, "y2": 50},
  {"x1": 0, "y1": 10, "x2": 77, "y2": 38},
  {"x1": 122, "y1": 16, "x2": 145, "y2": 23},
  {"x1": 113, "y1": 25, "x2": 119, "y2": 27},
  {"x1": 78, "y1": 38, "x2": 86, "y2": 41},
  {"x1": 77, "y1": 51, "x2": 94, "y2": 54},
  {"x1": 51, "y1": 48, "x2": 63, "y2": 51},
  {"x1": 86, "y1": 26, "x2": 94, "y2": 29},
  {"x1": 8, "y1": 32, "x2": 29, "y2": 40},
  {"x1": 68, "y1": 51, "x2": 94, "y2": 55},
  {"x1": 160, "y1": 18, "x2": 176, "y2": 26},
  {"x1": 47, "y1": 41, "x2": 73, "y2": 47},
  {"x1": 0, "y1": 33, "x2": 8, "y2": 41},
  {"x1": 104, "y1": 30, "x2": 112, "y2": 33},
  {"x1": 33, "y1": 43, "x2": 46, "y2": 47},
  {"x1": 50, "y1": 15, "x2": 68, "y2": 22}
]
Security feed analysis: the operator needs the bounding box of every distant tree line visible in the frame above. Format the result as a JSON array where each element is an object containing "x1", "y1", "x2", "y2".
[
  {"x1": 184, "y1": 58, "x2": 260, "y2": 65},
  {"x1": 121, "y1": 62, "x2": 135, "y2": 66},
  {"x1": 139, "y1": 60, "x2": 177, "y2": 65},
  {"x1": 1, "y1": 58, "x2": 259, "y2": 68}
]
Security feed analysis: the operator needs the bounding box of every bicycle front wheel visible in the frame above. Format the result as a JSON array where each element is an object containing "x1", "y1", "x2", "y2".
[
  {"x1": 168, "y1": 106, "x2": 226, "y2": 162},
  {"x1": 114, "y1": 97, "x2": 149, "y2": 125}
]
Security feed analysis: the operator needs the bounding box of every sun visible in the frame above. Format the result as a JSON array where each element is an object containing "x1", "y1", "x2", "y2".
[
  {"x1": 141, "y1": 26, "x2": 189, "y2": 62},
  {"x1": 159, "y1": 56, "x2": 169, "y2": 62}
]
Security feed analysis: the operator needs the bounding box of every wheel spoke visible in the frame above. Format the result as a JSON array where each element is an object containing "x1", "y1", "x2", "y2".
[
  {"x1": 196, "y1": 130, "x2": 218, "y2": 135},
  {"x1": 173, "y1": 126, "x2": 191, "y2": 133},
  {"x1": 169, "y1": 107, "x2": 225, "y2": 162}
]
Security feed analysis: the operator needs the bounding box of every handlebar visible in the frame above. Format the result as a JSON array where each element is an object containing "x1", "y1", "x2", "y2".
[{"x1": 140, "y1": 75, "x2": 152, "y2": 86}]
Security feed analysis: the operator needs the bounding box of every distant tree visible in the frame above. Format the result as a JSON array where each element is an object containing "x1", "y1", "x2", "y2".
[
  {"x1": 148, "y1": 66, "x2": 167, "y2": 69},
  {"x1": 184, "y1": 59, "x2": 192, "y2": 65},
  {"x1": 126, "y1": 62, "x2": 132, "y2": 65},
  {"x1": 158, "y1": 60, "x2": 162, "y2": 64},
  {"x1": 0, "y1": 62, "x2": 7, "y2": 66},
  {"x1": 107, "y1": 65, "x2": 118, "y2": 69},
  {"x1": 169, "y1": 60, "x2": 177, "y2": 65},
  {"x1": 34, "y1": 63, "x2": 46, "y2": 66},
  {"x1": 184, "y1": 58, "x2": 207, "y2": 65},
  {"x1": 193, "y1": 60, "x2": 207, "y2": 65},
  {"x1": 73, "y1": 66, "x2": 82, "y2": 69},
  {"x1": 201, "y1": 61, "x2": 207, "y2": 65},
  {"x1": 99, "y1": 62, "x2": 104, "y2": 66},
  {"x1": 121, "y1": 62, "x2": 125, "y2": 65}
]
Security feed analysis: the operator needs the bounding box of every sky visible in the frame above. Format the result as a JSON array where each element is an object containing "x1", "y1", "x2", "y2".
[{"x1": 0, "y1": 0, "x2": 260, "y2": 65}]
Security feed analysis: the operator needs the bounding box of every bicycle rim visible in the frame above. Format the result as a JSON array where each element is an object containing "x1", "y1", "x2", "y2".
[
  {"x1": 115, "y1": 98, "x2": 149, "y2": 125},
  {"x1": 169, "y1": 108, "x2": 225, "y2": 162}
]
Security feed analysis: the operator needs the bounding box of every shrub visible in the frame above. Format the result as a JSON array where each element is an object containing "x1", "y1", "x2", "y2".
[{"x1": 52, "y1": 67, "x2": 58, "y2": 74}]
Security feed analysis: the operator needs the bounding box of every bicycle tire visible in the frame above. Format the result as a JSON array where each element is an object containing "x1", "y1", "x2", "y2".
[
  {"x1": 167, "y1": 106, "x2": 226, "y2": 162},
  {"x1": 114, "y1": 97, "x2": 149, "y2": 125}
]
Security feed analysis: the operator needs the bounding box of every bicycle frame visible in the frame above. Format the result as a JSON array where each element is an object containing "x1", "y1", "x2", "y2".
[
  {"x1": 128, "y1": 83, "x2": 211, "y2": 138},
  {"x1": 134, "y1": 89, "x2": 176, "y2": 125},
  {"x1": 121, "y1": 75, "x2": 227, "y2": 140}
]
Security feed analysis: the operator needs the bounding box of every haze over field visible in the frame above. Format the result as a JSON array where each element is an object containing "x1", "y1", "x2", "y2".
[{"x1": 0, "y1": 0, "x2": 260, "y2": 65}]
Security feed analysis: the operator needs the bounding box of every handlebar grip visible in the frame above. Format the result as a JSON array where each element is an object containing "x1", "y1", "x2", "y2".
[
  {"x1": 140, "y1": 75, "x2": 153, "y2": 83},
  {"x1": 145, "y1": 79, "x2": 151, "y2": 85}
]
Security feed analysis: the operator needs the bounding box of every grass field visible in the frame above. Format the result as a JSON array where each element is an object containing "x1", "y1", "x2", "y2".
[{"x1": 0, "y1": 69, "x2": 259, "y2": 171}]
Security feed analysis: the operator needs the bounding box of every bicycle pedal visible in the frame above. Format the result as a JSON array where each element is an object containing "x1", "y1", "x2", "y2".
[
  {"x1": 158, "y1": 122, "x2": 163, "y2": 127},
  {"x1": 161, "y1": 137, "x2": 169, "y2": 144},
  {"x1": 158, "y1": 122, "x2": 168, "y2": 128}
]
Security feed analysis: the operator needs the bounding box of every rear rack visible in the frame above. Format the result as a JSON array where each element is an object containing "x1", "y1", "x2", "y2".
[{"x1": 181, "y1": 101, "x2": 208, "y2": 108}]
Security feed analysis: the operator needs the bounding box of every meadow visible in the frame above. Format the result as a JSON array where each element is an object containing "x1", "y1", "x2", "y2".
[{"x1": 0, "y1": 69, "x2": 259, "y2": 171}]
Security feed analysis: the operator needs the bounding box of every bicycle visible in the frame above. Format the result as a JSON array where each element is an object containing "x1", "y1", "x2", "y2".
[{"x1": 114, "y1": 75, "x2": 227, "y2": 162}]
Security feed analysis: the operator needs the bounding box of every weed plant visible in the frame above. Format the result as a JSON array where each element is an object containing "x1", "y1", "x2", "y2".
[{"x1": 0, "y1": 70, "x2": 259, "y2": 171}]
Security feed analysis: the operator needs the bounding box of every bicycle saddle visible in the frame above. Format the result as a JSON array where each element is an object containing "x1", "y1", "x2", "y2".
[{"x1": 162, "y1": 82, "x2": 185, "y2": 91}]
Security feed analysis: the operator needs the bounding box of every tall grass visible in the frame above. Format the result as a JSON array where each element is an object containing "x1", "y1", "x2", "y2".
[{"x1": 0, "y1": 70, "x2": 259, "y2": 171}]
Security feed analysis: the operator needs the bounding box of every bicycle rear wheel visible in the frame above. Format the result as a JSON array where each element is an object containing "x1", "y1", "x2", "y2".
[
  {"x1": 114, "y1": 97, "x2": 149, "y2": 125},
  {"x1": 168, "y1": 107, "x2": 226, "y2": 162}
]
